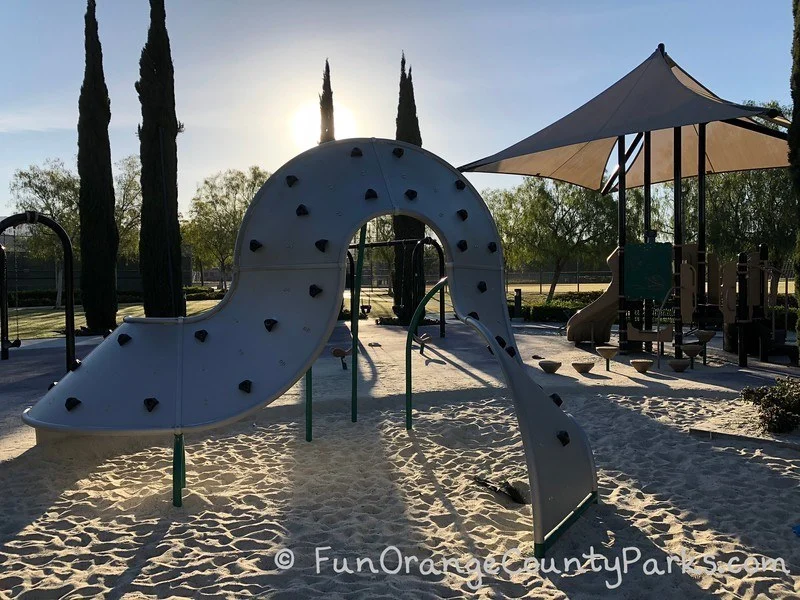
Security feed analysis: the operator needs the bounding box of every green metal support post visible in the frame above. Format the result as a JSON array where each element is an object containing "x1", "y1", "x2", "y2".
[
  {"x1": 172, "y1": 433, "x2": 184, "y2": 507},
  {"x1": 305, "y1": 368, "x2": 312, "y2": 441},
  {"x1": 351, "y1": 226, "x2": 367, "y2": 422},
  {"x1": 405, "y1": 277, "x2": 448, "y2": 430}
]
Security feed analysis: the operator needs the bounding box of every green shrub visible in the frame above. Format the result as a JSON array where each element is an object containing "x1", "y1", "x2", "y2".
[
  {"x1": 185, "y1": 290, "x2": 226, "y2": 301},
  {"x1": 552, "y1": 290, "x2": 603, "y2": 304},
  {"x1": 742, "y1": 377, "x2": 800, "y2": 434}
]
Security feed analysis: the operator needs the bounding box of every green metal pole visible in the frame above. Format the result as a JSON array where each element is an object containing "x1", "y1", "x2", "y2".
[
  {"x1": 181, "y1": 436, "x2": 186, "y2": 488},
  {"x1": 305, "y1": 368, "x2": 312, "y2": 441},
  {"x1": 351, "y1": 225, "x2": 367, "y2": 422},
  {"x1": 172, "y1": 433, "x2": 183, "y2": 507},
  {"x1": 405, "y1": 277, "x2": 448, "y2": 430}
]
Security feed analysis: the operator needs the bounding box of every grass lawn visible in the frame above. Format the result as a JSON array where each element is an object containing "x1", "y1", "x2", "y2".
[
  {"x1": 6, "y1": 300, "x2": 220, "y2": 340},
  {"x1": 8, "y1": 282, "x2": 611, "y2": 340}
]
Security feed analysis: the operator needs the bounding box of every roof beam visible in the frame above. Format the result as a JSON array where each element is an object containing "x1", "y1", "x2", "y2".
[{"x1": 600, "y1": 132, "x2": 642, "y2": 195}]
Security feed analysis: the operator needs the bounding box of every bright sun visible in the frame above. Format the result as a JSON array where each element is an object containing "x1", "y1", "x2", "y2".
[{"x1": 291, "y1": 102, "x2": 357, "y2": 150}]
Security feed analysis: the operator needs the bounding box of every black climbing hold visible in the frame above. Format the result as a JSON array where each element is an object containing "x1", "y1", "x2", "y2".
[
  {"x1": 556, "y1": 430, "x2": 571, "y2": 446},
  {"x1": 505, "y1": 346, "x2": 516, "y2": 358},
  {"x1": 264, "y1": 319, "x2": 278, "y2": 332},
  {"x1": 296, "y1": 204, "x2": 309, "y2": 216},
  {"x1": 488, "y1": 242, "x2": 498, "y2": 253},
  {"x1": 48, "y1": 381, "x2": 58, "y2": 390},
  {"x1": 286, "y1": 175, "x2": 298, "y2": 187},
  {"x1": 117, "y1": 333, "x2": 132, "y2": 346},
  {"x1": 351, "y1": 147, "x2": 363, "y2": 157},
  {"x1": 239, "y1": 379, "x2": 252, "y2": 393},
  {"x1": 65, "y1": 397, "x2": 81, "y2": 411},
  {"x1": 405, "y1": 189, "x2": 417, "y2": 200},
  {"x1": 309, "y1": 285, "x2": 323, "y2": 298},
  {"x1": 315, "y1": 239, "x2": 329, "y2": 253},
  {"x1": 550, "y1": 393, "x2": 563, "y2": 407},
  {"x1": 70, "y1": 359, "x2": 82, "y2": 371},
  {"x1": 495, "y1": 335, "x2": 506, "y2": 348},
  {"x1": 144, "y1": 397, "x2": 159, "y2": 412},
  {"x1": 477, "y1": 281, "x2": 487, "y2": 293},
  {"x1": 457, "y1": 209, "x2": 468, "y2": 221},
  {"x1": 365, "y1": 188, "x2": 378, "y2": 200},
  {"x1": 249, "y1": 239, "x2": 263, "y2": 252},
  {"x1": 457, "y1": 240, "x2": 468, "y2": 252},
  {"x1": 467, "y1": 312, "x2": 479, "y2": 320},
  {"x1": 393, "y1": 147, "x2": 404, "y2": 158},
  {"x1": 194, "y1": 329, "x2": 208, "y2": 342},
  {"x1": 455, "y1": 179, "x2": 466, "y2": 191}
]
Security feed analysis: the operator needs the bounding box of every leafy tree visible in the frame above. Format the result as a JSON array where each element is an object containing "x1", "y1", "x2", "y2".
[
  {"x1": 135, "y1": 0, "x2": 185, "y2": 317},
  {"x1": 705, "y1": 168, "x2": 795, "y2": 267},
  {"x1": 392, "y1": 53, "x2": 425, "y2": 323},
  {"x1": 78, "y1": 0, "x2": 119, "y2": 331},
  {"x1": 114, "y1": 155, "x2": 143, "y2": 260},
  {"x1": 181, "y1": 218, "x2": 211, "y2": 287},
  {"x1": 10, "y1": 159, "x2": 81, "y2": 308},
  {"x1": 186, "y1": 167, "x2": 270, "y2": 288},
  {"x1": 367, "y1": 216, "x2": 396, "y2": 294},
  {"x1": 319, "y1": 59, "x2": 334, "y2": 143},
  {"x1": 485, "y1": 178, "x2": 616, "y2": 302}
]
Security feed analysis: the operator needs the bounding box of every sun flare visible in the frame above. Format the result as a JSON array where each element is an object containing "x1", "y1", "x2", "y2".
[{"x1": 291, "y1": 102, "x2": 357, "y2": 150}]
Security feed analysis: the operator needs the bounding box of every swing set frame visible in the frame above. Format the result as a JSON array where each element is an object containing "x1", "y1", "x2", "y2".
[{"x1": 0, "y1": 211, "x2": 77, "y2": 373}]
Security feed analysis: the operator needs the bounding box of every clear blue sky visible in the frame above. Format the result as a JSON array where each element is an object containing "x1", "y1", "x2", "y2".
[{"x1": 0, "y1": 0, "x2": 793, "y2": 214}]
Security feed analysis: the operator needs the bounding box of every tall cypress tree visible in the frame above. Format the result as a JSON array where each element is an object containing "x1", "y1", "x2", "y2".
[
  {"x1": 77, "y1": 0, "x2": 119, "y2": 332},
  {"x1": 319, "y1": 59, "x2": 335, "y2": 143},
  {"x1": 392, "y1": 53, "x2": 425, "y2": 324},
  {"x1": 135, "y1": 0, "x2": 185, "y2": 317},
  {"x1": 791, "y1": 0, "x2": 800, "y2": 335}
]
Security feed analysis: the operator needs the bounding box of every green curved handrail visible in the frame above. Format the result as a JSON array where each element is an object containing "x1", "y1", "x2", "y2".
[{"x1": 405, "y1": 277, "x2": 448, "y2": 430}]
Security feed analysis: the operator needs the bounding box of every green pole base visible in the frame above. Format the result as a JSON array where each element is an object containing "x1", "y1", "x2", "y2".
[{"x1": 172, "y1": 434, "x2": 184, "y2": 507}]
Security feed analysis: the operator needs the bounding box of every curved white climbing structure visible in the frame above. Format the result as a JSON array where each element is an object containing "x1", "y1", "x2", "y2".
[{"x1": 22, "y1": 138, "x2": 596, "y2": 554}]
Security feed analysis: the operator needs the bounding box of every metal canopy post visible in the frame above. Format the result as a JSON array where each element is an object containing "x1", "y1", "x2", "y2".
[
  {"x1": 673, "y1": 127, "x2": 683, "y2": 359},
  {"x1": 697, "y1": 122, "x2": 707, "y2": 330},
  {"x1": 617, "y1": 136, "x2": 628, "y2": 353},
  {"x1": 643, "y1": 131, "x2": 653, "y2": 351}
]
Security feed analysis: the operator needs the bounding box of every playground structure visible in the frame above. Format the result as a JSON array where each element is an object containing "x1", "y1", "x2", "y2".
[
  {"x1": 566, "y1": 240, "x2": 796, "y2": 366},
  {"x1": 0, "y1": 211, "x2": 77, "y2": 372},
  {"x1": 462, "y1": 43, "x2": 790, "y2": 359},
  {"x1": 20, "y1": 138, "x2": 597, "y2": 558}
]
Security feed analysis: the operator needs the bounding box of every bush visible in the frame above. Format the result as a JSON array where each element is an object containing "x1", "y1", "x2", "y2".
[
  {"x1": 741, "y1": 377, "x2": 800, "y2": 434},
  {"x1": 552, "y1": 290, "x2": 603, "y2": 304}
]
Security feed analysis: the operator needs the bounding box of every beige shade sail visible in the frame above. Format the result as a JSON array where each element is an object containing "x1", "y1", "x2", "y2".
[
  {"x1": 624, "y1": 120, "x2": 789, "y2": 187},
  {"x1": 460, "y1": 44, "x2": 789, "y2": 190}
]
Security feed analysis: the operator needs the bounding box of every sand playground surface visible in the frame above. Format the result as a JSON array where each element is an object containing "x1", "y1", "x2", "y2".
[{"x1": 0, "y1": 321, "x2": 798, "y2": 598}]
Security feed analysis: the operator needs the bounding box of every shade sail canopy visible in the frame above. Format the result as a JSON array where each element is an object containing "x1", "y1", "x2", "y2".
[{"x1": 460, "y1": 44, "x2": 789, "y2": 190}]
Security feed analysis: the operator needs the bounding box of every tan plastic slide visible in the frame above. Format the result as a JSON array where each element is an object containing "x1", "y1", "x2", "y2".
[{"x1": 566, "y1": 248, "x2": 619, "y2": 344}]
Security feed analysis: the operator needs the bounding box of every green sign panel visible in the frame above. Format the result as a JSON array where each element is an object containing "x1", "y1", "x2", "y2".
[{"x1": 623, "y1": 243, "x2": 672, "y2": 301}]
